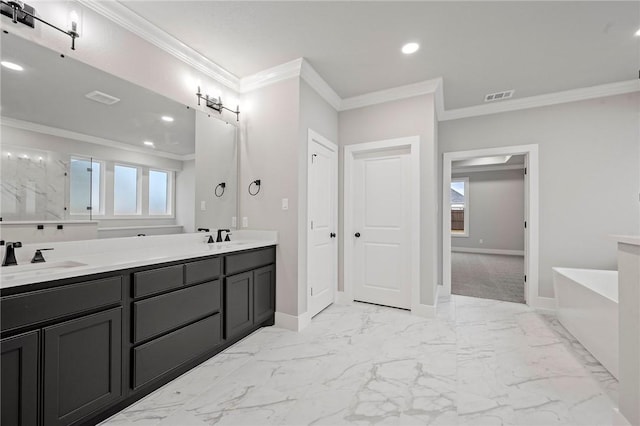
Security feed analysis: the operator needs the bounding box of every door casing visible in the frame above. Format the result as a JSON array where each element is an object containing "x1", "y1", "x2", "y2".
[
  {"x1": 442, "y1": 144, "x2": 540, "y2": 307},
  {"x1": 343, "y1": 136, "x2": 421, "y2": 312}
]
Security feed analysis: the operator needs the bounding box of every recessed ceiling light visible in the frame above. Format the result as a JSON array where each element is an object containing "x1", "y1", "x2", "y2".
[
  {"x1": 143, "y1": 141, "x2": 155, "y2": 147},
  {"x1": 635, "y1": 28, "x2": 640, "y2": 36},
  {"x1": 1, "y1": 61, "x2": 24, "y2": 71},
  {"x1": 161, "y1": 116, "x2": 174, "y2": 122},
  {"x1": 401, "y1": 42, "x2": 420, "y2": 55}
]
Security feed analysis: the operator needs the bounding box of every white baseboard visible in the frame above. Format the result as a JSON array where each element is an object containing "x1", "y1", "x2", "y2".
[
  {"x1": 412, "y1": 302, "x2": 437, "y2": 318},
  {"x1": 274, "y1": 311, "x2": 311, "y2": 332},
  {"x1": 612, "y1": 408, "x2": 632, "y2": 426},
  {"x1": 532, "y1": 296, "x2": 556, "y2": 313},
  {"x1": 335, "y1": 291, "x2": 353, "y2": 305},
  {"x1": 452, "y1": 247, "x2": 525, "y2": 256}
]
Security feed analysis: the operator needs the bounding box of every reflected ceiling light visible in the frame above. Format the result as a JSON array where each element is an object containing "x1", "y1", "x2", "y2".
[
  {"x1": 0, "y1": 1, "x2": 81, "y2": 50},
  {"x1": 161, "y1": 116, "x2": 174, "y2": 122},
  {"x1": 143, "y1": 141, "x2": 155, "y2": 147},
  {"x1": 401, "y1": 42, "x2": 420, "y2": 54},
  {"x1": 1, "y1": 61, "x2": 23, "y2": 71},
  {"x1": 635, "y1": 28, "x2": 640, "y2": 36}
]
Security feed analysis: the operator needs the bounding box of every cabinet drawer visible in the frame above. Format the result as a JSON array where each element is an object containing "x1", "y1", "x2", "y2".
[
  {"x1": 185, "y1": 257, "x2": 221, "y2": 285},
  {"x1": 133, "y1": 280, "x2": 221, "y2": 343},
  {"x1": 1, "y1": 277, "x2": 122, "y2": 332},
  {"x1": 225, "y1": 247, "x2": 275, "y2": 275},
  {"x1": 132, "y1": 314, "x2": 221, "y2": 389},
  {"x1": 133, "y1": 265, "x2": 184, "y2": 298}
]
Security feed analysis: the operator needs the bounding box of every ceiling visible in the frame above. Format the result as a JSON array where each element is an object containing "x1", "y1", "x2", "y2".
[
  {"x1": 1, "y1": 33, "x2": 196, "y2": 155},
  {"x1": 121, "y1": 1, "x2": 640, "y2": 110}
]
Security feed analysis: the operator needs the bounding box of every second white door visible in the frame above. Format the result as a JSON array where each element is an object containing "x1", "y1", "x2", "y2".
[
  {"x1": 307, "y1": 130, "x2": 338, "y2": 318},
  {"x1": 351, "y1": 148, "x2": 412, "y2": 309}
]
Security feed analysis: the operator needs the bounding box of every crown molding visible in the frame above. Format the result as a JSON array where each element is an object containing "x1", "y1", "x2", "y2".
[
  {"x1": 340, "y1": 78, "x2": 443, "y2": 111},
  {"x1": 1, "y1": 117, "x2": 191, "y2": 161},
  {"x1": 239, "y1": 58, "x2": 303, "y2": 93},
  {"x1": 78, "y1": 0, "x2": 240, "y2": 92},
  {"x1": 440, "y1": 79, "x2": 640, "y2": 121},
  {"x1": 300, "y1": 60, "x2": 342, "y2": 110}
]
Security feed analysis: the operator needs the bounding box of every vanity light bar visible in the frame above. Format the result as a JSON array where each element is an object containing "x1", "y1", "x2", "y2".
[
  {"x1": 196, "y1": 86, "x2": 240, "y2": 122},
  {"x1": 0, "y1": 0, "x2": 80, "y2": 50}
]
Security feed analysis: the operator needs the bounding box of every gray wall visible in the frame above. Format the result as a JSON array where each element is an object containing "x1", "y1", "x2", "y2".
[
  {"x1": 452, "y1": 169, "x2": 525, "y2": 252},
  {"x1": 240, "y1": 78, "x2": 339, "y2": 318},
  {"x1": 440, "y1": 93, "x2": 640, "y2": 298},
  {"x1": 240, "y1": 78, "x2": 301, "y2": 316},
  {"x1": 339, "y1": 94, "x2": 439, "y2": 305}
]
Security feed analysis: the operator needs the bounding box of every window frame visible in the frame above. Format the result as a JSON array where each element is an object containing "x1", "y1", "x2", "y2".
[
  {"x1": 113, "y1": 163, "x2": 142, "y2": 216},
  {"x1": 148, "y1": 168, "x2": 174, "y2": 217},
  {"x1": 68, "y1": 156, "x2": 175, "y2": 220},
  {"x1": 451, "y1": 176, "x2": 469, "y2": 238}
]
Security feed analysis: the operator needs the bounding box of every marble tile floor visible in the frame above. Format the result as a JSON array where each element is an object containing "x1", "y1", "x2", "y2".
[{"x1": 102, "y1": 295, "x2": 617, "y2": 426}]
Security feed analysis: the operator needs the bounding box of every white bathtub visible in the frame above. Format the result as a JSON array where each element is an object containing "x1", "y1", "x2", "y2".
[{"x1": 552, "y1": 267, "x2": 619, "y2": 379}]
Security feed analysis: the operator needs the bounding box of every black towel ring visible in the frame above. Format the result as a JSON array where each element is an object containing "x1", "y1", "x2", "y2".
[
  {"x1": 248, "y1": 179, "x2": 261, "y2": 196},
  {"x1": 215, "y1": 182, "x2": 226, "y2": 197}
]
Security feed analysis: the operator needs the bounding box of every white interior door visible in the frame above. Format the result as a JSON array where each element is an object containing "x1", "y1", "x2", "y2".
[
  {"x1": 352, "y1": 148, "x2": 411, "y2": 309},
  {"x1": 307, "y1": 131, "x2": 338, "y2": 318}
]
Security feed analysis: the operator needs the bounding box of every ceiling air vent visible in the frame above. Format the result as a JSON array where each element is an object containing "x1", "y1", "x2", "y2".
[
  {"x1": 484, "y1": 90, "x2": 515, "y2": 102},
  {"x1": 85, "y1": 90, "x2": 120, "y2": 105}
]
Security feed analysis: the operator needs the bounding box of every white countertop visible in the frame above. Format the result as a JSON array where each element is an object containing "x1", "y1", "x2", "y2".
[
  {"x1": 611, "y1": 235, "x2": 640, "y2": 246},
  {"x1": 0, "y1": 230, "x2": 277, "y2": 290}
]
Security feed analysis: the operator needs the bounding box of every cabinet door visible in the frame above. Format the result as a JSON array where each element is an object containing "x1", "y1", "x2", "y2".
[
  {"x1": 1, "y1": 331, "x2": 39, "y2": 426},
  {"x1": 224, "y1": 271, "x2": 253, "y2": 339},
  {"x1": 253, "y1": 265, "x2": 275, "y2": 325},
  {"x1": 43, "y1": 308, "x2": 122, "y2": 426}
]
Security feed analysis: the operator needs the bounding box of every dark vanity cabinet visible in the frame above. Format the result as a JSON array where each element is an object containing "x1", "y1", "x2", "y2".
[
  {"x1": 130, "y1": 257, "x2": 223, "y2": 389},
  {"x1": 1, "y1": 331, "x2": 39, "y2": 426},
  {"x1": 42, "y1": 308, "x2": 122, "y2": 426},
  {"x1": 0, "y1": 245, "x2": 276, "y2": 426},
  {"x1": 224, "y1": 248, "x2": 276, "y2": 340},
  {"x1": 1, "y1": 276, "x2": 123, "y2": 426}
]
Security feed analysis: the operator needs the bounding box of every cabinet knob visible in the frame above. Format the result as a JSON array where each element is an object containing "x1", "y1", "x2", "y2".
[
  {"x1": 330, "y1": 233, "x2": 336, "y2": 238},
  {"x1": 354, "y1": 232, "x2": 361, "y2": 238}
]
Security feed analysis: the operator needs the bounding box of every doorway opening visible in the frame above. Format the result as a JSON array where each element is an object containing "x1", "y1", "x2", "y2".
[{"x1": 442, "y1": 145, "x2": 539, "y2": 306}]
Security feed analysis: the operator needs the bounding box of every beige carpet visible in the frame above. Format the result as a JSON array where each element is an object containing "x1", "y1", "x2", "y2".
[{"x1": 451, "y1": 252, "x2": 525, "y2": 303}]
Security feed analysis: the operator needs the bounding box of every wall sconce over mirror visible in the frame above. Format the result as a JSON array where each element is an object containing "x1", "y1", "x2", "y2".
[
  {"x1": 0, "y1": 0, "x2": 81, "y2": 50},
  {"x1": 196, "y1": 86, "x2": 240, "y2": 121}
]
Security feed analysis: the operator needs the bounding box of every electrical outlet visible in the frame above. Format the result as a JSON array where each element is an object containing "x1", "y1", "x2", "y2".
[
  {"x1": 242, "y1": 217, "x2": 248, "y2": 228},
  {"x1": 282, "y1": 198, "x2": 289, "y2": 210},
  {"x1": 200, "y1": 201, "x2": 206, "y2": 211},
  {"x1": 231, "y1": 216, "x2": 237, "y2": 227}
]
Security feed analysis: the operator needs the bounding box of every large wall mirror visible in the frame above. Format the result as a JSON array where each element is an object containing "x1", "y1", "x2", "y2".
[{"x1": 0, "y1": 32, "x2": 238, "y2": 238}]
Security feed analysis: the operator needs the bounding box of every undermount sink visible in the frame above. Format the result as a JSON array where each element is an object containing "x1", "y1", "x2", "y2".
[
  {"x1": 1, "y1": 260, "x2": 88, "y2": 280},
  {"x1": 209, "y1": 241, "x2": 252, "y2": 250}
]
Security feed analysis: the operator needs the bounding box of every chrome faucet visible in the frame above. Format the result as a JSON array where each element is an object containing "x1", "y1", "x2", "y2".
[{"x1": 2, "y1": 241, "x2": 22, "y2": 266}]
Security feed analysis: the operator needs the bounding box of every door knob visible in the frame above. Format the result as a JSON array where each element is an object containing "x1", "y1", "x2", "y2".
[
  {"x1": 354, "y1": 232, "x2": 361, "y2": 238},
  {"x1": 330, "y1": 233, "x2": 336, "y2": 238}
]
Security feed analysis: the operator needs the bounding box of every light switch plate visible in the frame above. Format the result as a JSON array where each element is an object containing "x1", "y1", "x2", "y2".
[
  {"x1": 231, "y1": 216, "x2": 237, "y2": 227},
  {"x1": 200, "y1": 201, "x2": 206, "y2": 211},
  {"x1": 242, "y1": 217, "x2": 248, "y2": 228},
  {"x1": 282, "y1": 198, "x2": 289, "y2": 210}
]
